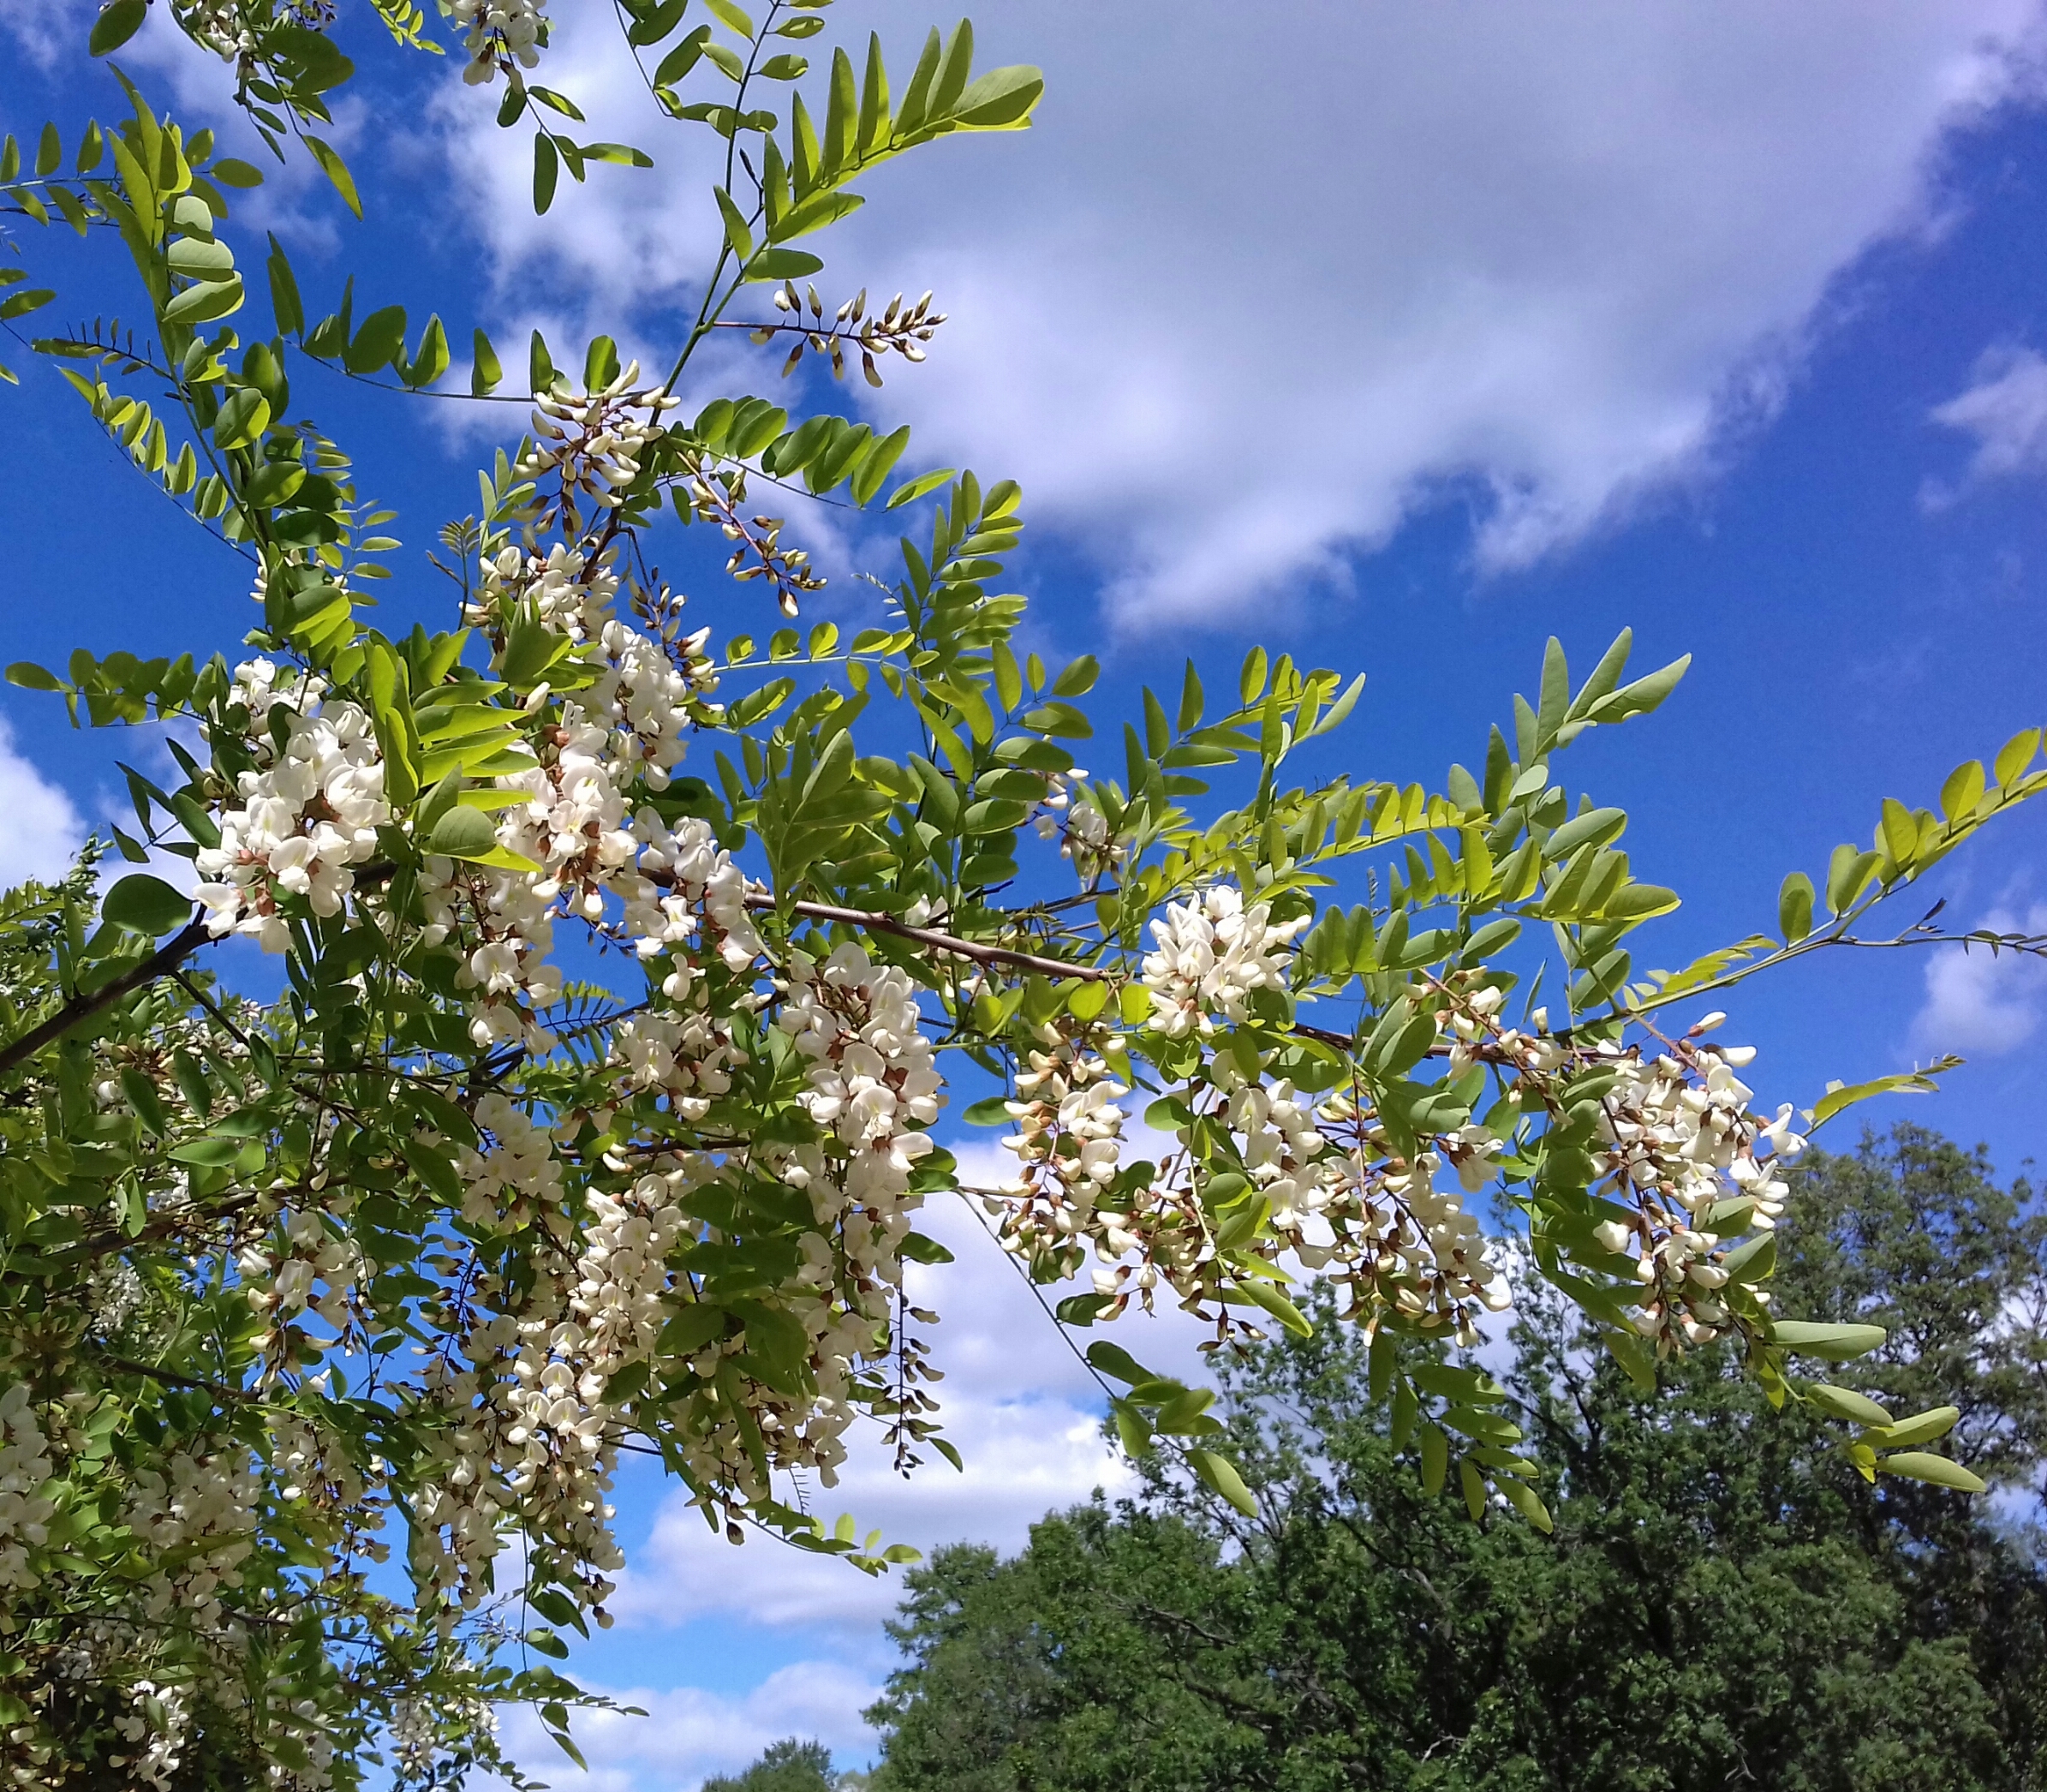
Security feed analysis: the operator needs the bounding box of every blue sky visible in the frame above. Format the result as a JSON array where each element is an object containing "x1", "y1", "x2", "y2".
[{"x1": 5, "y1": 2, "x2": 2047, "y2": 1783}]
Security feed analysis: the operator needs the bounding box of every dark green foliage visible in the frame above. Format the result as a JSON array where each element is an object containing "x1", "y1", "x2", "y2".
[
  {"x1": 702, "y1": 1736, "x2": 841, "y2": 1792},
  {"x1": 868, "y1": 1126, "x2": 2047, "y2": 1792}
]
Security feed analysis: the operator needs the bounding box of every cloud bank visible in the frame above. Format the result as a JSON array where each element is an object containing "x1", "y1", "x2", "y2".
[
  {"x1": 1914, "y1": 900, "x2": 2047, "y2": 1054},
  {"x1": 0, "y1": 718, "x2": 86, "y2": 887},
  {"x1": 434, "y1": 0, "x2": 2047, "y2": 627},
  {"x1": 1925, "y1": 344, "x2": 2047, "y2": 505}
]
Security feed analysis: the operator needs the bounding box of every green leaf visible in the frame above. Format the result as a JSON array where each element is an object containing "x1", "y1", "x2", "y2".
[
  {"x1": 266, "y1": 235, "x2": 303, "y2": 336},
  {"x1": 344, "y1": 306, "x2": 408, "y2": 375},
  {"x1": 1495, "y1": 1473, "x2": 1554, "y2": 1532},
  {"x1": 89, "y1": 0, "x2": 146, "y2": 54},
  {"x1": 102, "y1": 874, "x2": 190, "y2": 936},
  {"x1": 7, "y1": 661, "x2": 66, "y2": 692},
  {"x1": 1419, "y1": 1425, "x2": 1448, "y2": 1496},
  {"x1": 1230, "y1": 1275, "x2": 1311, "y2": 1337},
  {"x1": 1052, "y1": 655, "x2": 1099, "y2": 698},
  {"x1": 950, "y1": 64, "x2": 1045, "y2": 129},
  {"x1": 404, "y1": 314, "x2": 450, "y2": 389},
  {"x1": 1769, "y1": 1320, "x2": 1887, "y2": 1362},
  {"x1": 1876, "y1": 1452, "x2": 1985, "y2": 1495},
  {"x1": 1777, "y1": 870, "x2": 1814, "y2": 943},
  {"x1": 162, "y1": 278, "x2": 243, "y2": 326},
  {"x1": 472, "y1": 328, "x2": 502, "y2": 395},
  {"x1": 212, "y1": 386, "x2": 271, "y2": 450},
  {"x1": 654, "y1": 24, "x2": 712, "y2": 84},
  {"x1": 1187, "y1": 1448, "x2": 1256, "y2": 1517},
  {"x1": 1084, "y1": 1341, "x2": 1157, "y2": 1387},
  {"x1": 1808, "y1": 1062, "x2": 1952, "y2": 1129},
  {"x1": 211, "y1": 157, "x2": 263, "y2": 188},
  {"x1": 306, "y1": 137, "x2": 361, "y2": 218},
  {"x1": 1804, "y1": 1383, "x2": 1892, "y2": 1427},
  {"x1": 533, "y1": 131, "x2": 559, "y2": 215},
  {"x1": 713, "y1": 186, "x2": 755, "y2": 260},
  {"x1": 885, "y1": 467, "x2": 954, "y2": 510},
  {"x1": 1459, "y1": 1456, "x2": 1487, "y2": 1521},
  {"x1": 1868, "y1": 1406, "x2": 1960, "y2": 1449},
  {"x1": 427, "y1": 805, "x2": 501, "y2": 859},
  {"x1": 745, "y1": 247, "x2": 824, "y2": 282},
  {"x1": 704, "y1": 0, "x2": 753, "y2": 34}
]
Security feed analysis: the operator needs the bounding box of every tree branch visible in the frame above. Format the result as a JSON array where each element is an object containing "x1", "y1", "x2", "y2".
[
  {"x1": 743, "y1": 893, "x2": 1105, "y2": 985},
  {"x1": 0, "y1": 918, "x2": 212, "y2": 1078}
]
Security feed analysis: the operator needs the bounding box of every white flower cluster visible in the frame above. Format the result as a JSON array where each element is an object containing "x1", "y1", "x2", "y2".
[
  {"x1": 1442, "y1": 983, "x2": 1805, "y2": 1351},
  {"x1": 435, "y1": 1174, "x2": 689, "y2": 1616},
  {"x1": 112, "y1": 1681, "x2": 191, "y2": 1792},
  {"x1": 457, "y1": 1093, "x2": 568, "y2": 1232},
  {"x1": 570, "y1": 1177, "x2": 685, "y2": 1380},
  {"x1": 1308, "y1": 1121, "x2": 1512, "y2": 1338},
  {"x1": 472, "y1": 541, "x2": 618, "y2": 643},
  {"x1": 994, "y1": 1029, "x2": 1128, "y2": 1280},
  {"x1": 267, "y1": 1411, "x2": 378, "y2": 1540},
  {"x1": 388, "y1": 1692, "x2": 495, "y2": 1779},
  {"x1": 0, "y1": 1384, "x2": 55, "y2": 1591},
  {"x1": 424, "y1": 547, "x2": 745, "y2": 1048},
  {"x1": 779, "y1": 943, "x2": 942, "y2": 1211},
  {"x1": 1587, "y1": 1025, "x2": 1805, "y2": 1349},
  {"x1": 515, "y1": 365, "x2": 678, "y2": 511},
  {"x1": 176, "y1": 0, "x2": 256, "y2": 59},
  {"x1": 196, "y1": 660, "x2": 389, "y2": 954},
  {"x1": 242, "y1": 1208, "x2": 364, "y2": 1333},
  {"x1": 124, "y1": 1445, "x2": 259, "y2": 1629},
  {"x1": 1034, "y1": 769, "x2": 1119, "y2": 881},
  {"x1": 454, "y1": 0, "x2": 544, "y2": 83},
  {"x1": 1142, "y1": 884, "x2": 1309, "y2": 1038},
  {"x1": 1226, "y1": 1073, "x2": 1331, "y2": 1233}
]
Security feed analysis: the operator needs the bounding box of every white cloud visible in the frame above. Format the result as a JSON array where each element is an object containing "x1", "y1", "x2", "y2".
[
  {"x1": 431, "y1": 0, "x2": 2046, "y2": 628},
  {"x1": 0, "y1": 0, "x2": 87, "y2": 68},
  {"x1": 1925, "y1": 343, "x2": 2047, "y2": 504},
  {"x1": 492, "y1": 1660, "x2": 882, "y2": 1792},
  {"x1": 1913, "y1": 900, "x2": 2047, "y2": 1054},
  {"x1": 0, "y1": 716, "x2": 87, "y2": 887}
]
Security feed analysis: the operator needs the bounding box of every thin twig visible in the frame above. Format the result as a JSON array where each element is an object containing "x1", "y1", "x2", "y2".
[{"x1": 0, "y1": 919, "x2": 212, "y2": 1078}]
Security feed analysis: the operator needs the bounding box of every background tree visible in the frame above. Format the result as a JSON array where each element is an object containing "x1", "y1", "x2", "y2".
[
  {"x1": 1, "y1": 0, "x2": 2044, "y2": 1781},
  {"x1": 868, "y1": 1125, "x2": 2047, "y2": 1792},
  {"x1": 702, "y1": 1735, "x2": 844, "y2": 1792}
]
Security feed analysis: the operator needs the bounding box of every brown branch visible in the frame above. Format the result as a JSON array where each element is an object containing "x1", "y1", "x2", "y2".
[
  {"x1": 743, "y1": 893, "x2": 1101, "y2": 985},
  {"x1": 94, "y1": 1349, "x2": 254, "y2": 1404},
  {"x1": 0, "y1": 919, "x2": 212, "y2": 1079}
]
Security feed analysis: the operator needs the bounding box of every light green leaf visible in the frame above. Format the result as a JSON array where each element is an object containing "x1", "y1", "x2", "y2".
[
  {"x1": 1769, "y1": 1320, "x2": 1887, "y2": 1362},
  {"x1": 1187, "y1": 1448, "x2": 1256, "y2": 1517},
  {"x1": 1877, "y1": 1452, "x2": 1985, "y2": 1495}
]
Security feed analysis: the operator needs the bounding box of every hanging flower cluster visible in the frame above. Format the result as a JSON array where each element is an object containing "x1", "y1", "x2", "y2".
[
  {"x1": 516, "y1": 364, "x2": 678, "y2": 517},
  {"x1": 993, "y1": 1025, "x2": 1129, "y2": 1280},
  {"x1": 1142, "y1": 885, "x2": 1310, "y2": 1037},
  {"x1": 194, "y1": 661, "x2": 390, "y2": 953},
  {"x1": 0, "y1": 1386, "x2": 55, "y2": 1592},
  {"x1": 453, "y1": 0, "x2": 545, "y2": 84}
]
